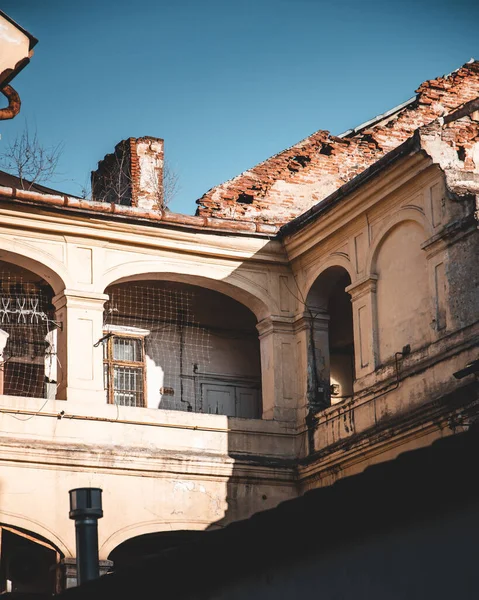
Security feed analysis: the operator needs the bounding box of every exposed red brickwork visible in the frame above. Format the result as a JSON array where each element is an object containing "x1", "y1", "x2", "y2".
[
  {"x1": 1, "y1": 112, "x2": 477, "y2": 236},
  {"x1": 419, "y1": 113, "x2": 479, "y2": 198},
  {"x1": 129, "y1": 137, "x2": 140, "y2": 207},
  {"x1": 91, "y1": 136, "x2": 164, "y2": 210},
  {"x1": 196, "y1": 61, "x2": 479, "y2": 224}
]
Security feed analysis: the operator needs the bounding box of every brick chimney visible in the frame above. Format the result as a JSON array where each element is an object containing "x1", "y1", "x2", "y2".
[{"x1": 91, "y1": 136, "x2": 164, "y2": 210}]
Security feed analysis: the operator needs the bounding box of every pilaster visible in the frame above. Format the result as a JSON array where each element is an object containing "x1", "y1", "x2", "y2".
[
  {"x1": 256, "y1": 316, "x2": 298, "y2": 423},
  {"x1": 52, "y1": 290, "x2": 108, "y2": 402},
  {"x1": 346, "y1": 275, "x2": 378, "y2": 379}
]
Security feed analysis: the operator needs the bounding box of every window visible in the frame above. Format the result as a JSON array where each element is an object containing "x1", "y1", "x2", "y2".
[{"x1": 103, "y1": 334, "x2": 145, "y2": 407}]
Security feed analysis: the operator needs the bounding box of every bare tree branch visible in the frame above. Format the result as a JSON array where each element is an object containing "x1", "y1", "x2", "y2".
[
  {"x1": 0, "y1": 125, "x2": 63, "y2": 190},
  {"x1": 163, "y1": 160, "x2": 180, "y2": 208}
]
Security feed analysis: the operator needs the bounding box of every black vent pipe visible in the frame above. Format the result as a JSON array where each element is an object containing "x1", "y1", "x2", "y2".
[{"x1": 69, "y1": 488, "x2": 103, "y2": 585}]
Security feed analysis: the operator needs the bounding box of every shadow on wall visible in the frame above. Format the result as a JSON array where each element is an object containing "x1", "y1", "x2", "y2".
[
  {"x1": 102, "y1": 239, "x2": 294, "y2": 567},
  {"x1": 102, "y1": 280, "x2": 262, "y2": 418}
]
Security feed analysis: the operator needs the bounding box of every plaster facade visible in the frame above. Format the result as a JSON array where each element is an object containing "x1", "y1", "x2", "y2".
[{"x1": 0, "y1": 61, "x2": 477, "y2": 593}]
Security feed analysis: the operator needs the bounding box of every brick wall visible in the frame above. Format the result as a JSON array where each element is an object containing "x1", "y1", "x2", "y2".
[
  {"x1": 91, "y1": 137, "x2": 164, "y2": 210},
  {"x1": 196, "y1": 61, "x2": 479, "y2": 224}
]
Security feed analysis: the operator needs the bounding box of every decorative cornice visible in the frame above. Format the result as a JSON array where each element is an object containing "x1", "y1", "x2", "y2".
[
  {"x1": 256, "y1": 315, "x2": 296, "y2": 337},
  {"x1": 345, "y1": 275, "x2": 378, "y2": 300},
  {"x1": 52, "y1": 289, "x2": 109, "y2": 310}
]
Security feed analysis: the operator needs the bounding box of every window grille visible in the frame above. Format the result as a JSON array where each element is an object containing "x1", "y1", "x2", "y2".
[{"x1": 103, "y1": 335, "x2": 145, "y2": 407}]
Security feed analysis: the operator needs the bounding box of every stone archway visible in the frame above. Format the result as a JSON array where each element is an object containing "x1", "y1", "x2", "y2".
[{"x1": 305, "y1": 265, "x2": 354, "y2": 410}]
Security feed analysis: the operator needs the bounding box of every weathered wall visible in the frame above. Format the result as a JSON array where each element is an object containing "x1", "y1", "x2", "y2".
[
  {"x1": 283, "y1": 142, "x2": 478, "y2": 487},
  {"x1": 0, "y1": 396, "x2": 297, "y2": 561},
  {"x1": 0, "y1": 66, "x2": 478, "y2": 587},
  {"x1": 375, "y1": 220, "x2": 430, "y2": 364},
  {"x1": 0, "y1": 200, "x2": 298, "y2": 570}
]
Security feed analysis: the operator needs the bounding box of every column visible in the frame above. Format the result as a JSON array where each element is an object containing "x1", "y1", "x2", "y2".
[
  {"x1": 53, "y1": 290, "x2": 108, "y2": 403},
  {"x1": 346, "y1": 276, "x2": 378, "y2": 380},
  {"x1": 256, "y1": 316, "x2": 298, "y2": 423},
  {"x1": 294, "y1": 309, "x2": 331, "y2": 415}
]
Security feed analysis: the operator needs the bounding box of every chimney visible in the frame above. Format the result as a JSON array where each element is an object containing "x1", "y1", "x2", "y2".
[{"x1": 91, "y1": 136, "x2": 164, "y2": 210}]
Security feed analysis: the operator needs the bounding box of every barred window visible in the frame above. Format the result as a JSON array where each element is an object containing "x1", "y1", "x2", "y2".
[{"x1": 103, "y1": 335, "x2": 145, "y2": 407}]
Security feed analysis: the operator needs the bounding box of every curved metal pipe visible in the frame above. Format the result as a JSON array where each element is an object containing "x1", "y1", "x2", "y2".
[{"x1": 0, "y1": 84, "x2": 21, "y2": 120}]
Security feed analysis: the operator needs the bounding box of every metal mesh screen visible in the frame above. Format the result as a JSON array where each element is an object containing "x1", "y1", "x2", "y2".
[
  {"x1": 0, "y1": 263, "x2": 58, "y2": 399},
  {"x1": 104, "y1": 283, "x2": 212, "y2": 412}
]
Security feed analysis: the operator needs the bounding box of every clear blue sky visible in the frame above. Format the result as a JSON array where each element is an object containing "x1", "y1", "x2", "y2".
[{"x1": 1, "y1": 0, "x2": 478, "y2": 214}]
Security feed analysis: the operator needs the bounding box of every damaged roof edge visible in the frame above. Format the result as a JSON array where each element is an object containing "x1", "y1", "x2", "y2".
[
  {"x1": 338, "y1": 96, "x2": 417, "y2": 138},
  {"x1": 279, "y1": 133, "x2": 422, "y2": 238},
  {"x1": 337, "y1": 59, "x2": 476, "y2": 139},
  {"x1": 0, "y1": 185, "x2": 279, "y2": 237},
  {"x1": 195, "y1": 96, "x2": 418, "y2": 209}
]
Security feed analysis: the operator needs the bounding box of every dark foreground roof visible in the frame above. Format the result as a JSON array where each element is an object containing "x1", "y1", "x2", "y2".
[{"x1": 59, "y1": 424, "x2": 479, "y2": 600}]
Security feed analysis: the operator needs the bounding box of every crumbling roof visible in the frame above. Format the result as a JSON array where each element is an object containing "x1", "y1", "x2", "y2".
[
  {"x1": 1, "y1": 106, "x2": 478, "y2": 239},
  {"x1": 1, "y1": 110, "x2": 478, "y2": 239},
  {"x1": 2, "y1": 62, "x2": 479, "y2": 238},
  {"x1": 196, "y1": 60, "x2": 479, "y2": 224},
  {"x1": 58, "y1": 422, "x2": 479, "y2": 600},
  {"x1": 281, "y1": 108, "x2": 479, "y2": 236}
]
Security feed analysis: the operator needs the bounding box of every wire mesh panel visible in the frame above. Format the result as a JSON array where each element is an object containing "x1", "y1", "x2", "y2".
[
  {"x1": 104, "y1": 283, "x2": 212, "y2": 412},
  {"x1": 0, "y1": 262, "x2": 57, "y2": 399}
]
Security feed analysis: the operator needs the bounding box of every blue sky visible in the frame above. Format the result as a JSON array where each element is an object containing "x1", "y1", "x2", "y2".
[{"x1": 1, "y1": 0, "x2": 478, "y2": 214}]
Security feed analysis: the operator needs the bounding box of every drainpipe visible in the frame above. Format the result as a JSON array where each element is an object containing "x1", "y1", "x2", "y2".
[
  {"x1": 69, "y1": 488, "x2": 103, "y2": 585},
  {"x1": 0, "y1": 85, "x2": 20, "y2": 120}
]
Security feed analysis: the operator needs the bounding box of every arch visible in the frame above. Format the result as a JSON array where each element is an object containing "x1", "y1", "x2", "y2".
[
  {"x1": 0, "y1": 257, "x2": 63, "y2": 399},
  {"x1": 102, "y1": 279, "x2": 262, "y2": 417},
  {"x1": 366, "y1": 208, "x2": 431, "y2": 277},
  {"x1": 107, "y1": 529, "x2": 206, "y2": 567},
  {"x1": 303, "y1": 254, "x2": 355, "y2": 306},
  {"x1": 100, "y1": 520, "x2": 223, "y2": 559},
  {"x1": 304, "y1": 264, "x2": 355, "y2": 410},
  {"x1": 101, "y1": 263, "x2": 274, "y2": 321},
  {"x1": 0, "y1": 510, "x2": 72, "y2": 557},
  {"x1": 0, "y1": 243, "x2": 69, "y2": 295},
  {"x1": 372, "y1": 218, "x2": 431, "y2": 364}
]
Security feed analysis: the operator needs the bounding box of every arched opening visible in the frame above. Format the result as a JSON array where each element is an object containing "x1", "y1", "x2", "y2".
[
  {"x1": 108, "y1": 530, "x2": 204, "y2": 571},
  {"x1": 374, "y1": 221, "x2": 430, "y2": 364},
  {"x1": 102, "y1": 280, "x2": 262, "y2": 418},
  {"x1": 0, "y1": 261, "x2": 59, "y2": 399},
  {"x1": 0, "y1": 524, "x2": 62, "y2": 595},
  {"x1": 306, "y1": 266, "x2": 354, "y2": 411}
]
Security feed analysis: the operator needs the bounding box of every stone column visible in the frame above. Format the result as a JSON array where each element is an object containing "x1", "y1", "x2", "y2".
[
  {"x1": 346, "y1": 276, "x2": 378, "y2": 380},
  {"x1": 52, "y1": 290, "x2": 108, "y2": 402},
  {"x1": 256, "y1": 316, "x2": 298, "y2": 423},
  {"x1": 294, "y1": 309, "x2": 331, "y2": 415}
]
